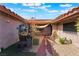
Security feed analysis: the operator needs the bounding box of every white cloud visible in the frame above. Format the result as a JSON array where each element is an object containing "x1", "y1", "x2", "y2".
[
  {"x1": 22, "y1": 3, "x2": 51, "y2": 12},
  {"x1": 37, "y1": 5, "x2": 51, "y2": 11},
  {"x1": 29, "y1": 6, "x2": 35, "y2": 8},
  {"x1": 44, "y1": 5, "x2": 51, "y2": 7},
  {"x1": 12, "y1": 3, "x2": 18, "y2": 4},
  {"x1": 60, "y1": 10, "x2": 68, "y2": 13},
  {"x1": 38, "y1": 4, "x2": 51, "y2": 9},
  {"x1": 60, "y1": 4, "x2": 72, "y2": 7},
  {"x1": 34, "y1": 3, "x2": 42, "y2": 6},
  {"x1": 9, "y1": 8, "x2": 22, "y2": 11},
  {"x1": 48, "y1": 9, "x2": 69, "y2": 14},
  {"x1": 68, "y1": 7, "x2": 76, "y2": 11},
  {"x1": 38, "y1": 6, "x2": 48, "y2": 11},
  {"x1": 22, "y1": 3, "x2": 42, "y2": 7},
  {"x1": 23, "y1": 9, "x2": 37, "y2": 12},
  {"x1": 48, "y1": 10, "x2": 59, "y2": 13},
  {"x1": 29, "y1": 5, "x2": 50, "y2": 11}
]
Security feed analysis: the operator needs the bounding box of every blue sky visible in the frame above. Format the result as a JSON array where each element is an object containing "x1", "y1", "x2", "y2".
[{"x1": 2, "y1": 3, "x2": 79, "y2": 20}]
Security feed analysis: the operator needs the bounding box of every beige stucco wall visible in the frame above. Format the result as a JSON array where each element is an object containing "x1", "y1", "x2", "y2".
[
  {"x1": 0, "y1": 12, "x2": 23, "y2": 49},
  {"x1": 56, "y1": 24, "x2": 79, "y2": 47},
  {"x1": 52, "y1": 24, "x2": 63, "y2": 35}
]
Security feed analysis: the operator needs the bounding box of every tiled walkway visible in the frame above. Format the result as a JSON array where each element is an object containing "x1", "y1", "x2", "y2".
[
  {"x1": 50, "y1": 39, "x2": 79, "y2": 56},
  {"x1": 23, "y1": 35, "x2": 79, "y2": 56},
  {"x1": 38, "y1": 36, "x2": 79, "y2": 56},
  {"x1": 53, "y1": 43, "x2": 79, "y2": 56}
]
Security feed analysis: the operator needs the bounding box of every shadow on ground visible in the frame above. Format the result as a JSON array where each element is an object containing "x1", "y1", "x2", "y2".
[
  {"x1": 0, "y1": 41, "x2": 59, "y2": 56},
  {"x1": 0, "y1": 42, "x2": 36, "y2": 56}
]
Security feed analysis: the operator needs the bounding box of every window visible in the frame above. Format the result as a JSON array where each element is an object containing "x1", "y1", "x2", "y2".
[{"x1": 63, "y1": 22, "x2": 77, "y2": 32}]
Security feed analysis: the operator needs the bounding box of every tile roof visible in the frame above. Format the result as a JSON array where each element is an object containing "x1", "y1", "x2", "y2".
[
  {"x1": 53, "y1": 7, "x2": 79, "y2": 24},
  {"x1": 0, "y1": 5, "x2": 25, "y2": 23},
  {"x1": 1, "y1": 5, "x2": 79, "y2": 24},
  {"x1": 27, "y1": 7, "x2": 79, "y2": 24},
  {"x1": 26, "y1": 20, "x2": 54, "y2": 24}
]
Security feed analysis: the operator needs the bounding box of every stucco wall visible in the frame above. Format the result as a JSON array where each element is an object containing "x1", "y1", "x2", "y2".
[
  {"x1": 0, "y1": 12, "x2": 23, "y2": 48},
  {"x1": 57, "y1": 24, "x2": 79, "y2": 47},
  {"x1": 52, "y1": 24, "x2": 62, "y2": 35}
]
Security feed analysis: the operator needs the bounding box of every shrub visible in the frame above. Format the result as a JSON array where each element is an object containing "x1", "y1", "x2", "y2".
[
  {"x1": 33, "y1": 38, "x2": 39, "y2": 45},
  {"x1": 59, "y1": 37, "x2": 65, "y2": 44},
  {"x1": 59, "y1": 37, "x2": 72, "y2": 44}
]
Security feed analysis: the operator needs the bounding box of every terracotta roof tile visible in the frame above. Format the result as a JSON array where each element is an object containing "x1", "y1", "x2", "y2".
[
  {"x1": 0, "y1": 5, "x2": 25, "y2": 23},
  {"x1": 26, "y1": 20, "x2": 53, "y2": 24},
  {"x1": 53, "y1": 6, "x2": 79, "y2": 24}
]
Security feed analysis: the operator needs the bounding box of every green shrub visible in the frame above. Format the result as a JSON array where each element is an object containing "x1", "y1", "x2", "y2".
[
  {"x1": 59, "y1": 37, "x2": 65, "y2": 44},
  {"x1": 59, "y1": 37, "x2": 72, "y2": 44},
  {"x1": 33, "y1": 38, "x2": 39, "y2": 45}
]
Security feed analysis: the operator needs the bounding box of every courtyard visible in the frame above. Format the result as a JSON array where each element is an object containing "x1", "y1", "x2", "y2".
[{"x1": 0, "y1": 3, "x2": 79, "y2": 56}]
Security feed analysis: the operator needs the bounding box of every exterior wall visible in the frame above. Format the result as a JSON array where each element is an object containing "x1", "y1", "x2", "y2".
[
  {"x1": 0, "y1": 12, "x2": 23, "y2": 48},
  {"x1": 52, "y1": 24, "x2": 63, "y2": 35},
  {"x1": 57, "y1": 23, "x2": 79, "y2": 47},
  {"x1": 52, "y1": 25, "x2": 58, "y2": 34}
]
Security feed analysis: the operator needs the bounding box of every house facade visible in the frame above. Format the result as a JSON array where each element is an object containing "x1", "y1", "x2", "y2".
[
  {"x1": 1, "y1": 4, "x2": 79, "y2": 49},
  {"x1": 0, "y1": 5, "x2": 26, "y2": 49},
  {"x1": 26, "y1": 7, "x2": 79, "y2": 47},
  {"x1": 52, "y1": 7, "x2": 79, "y2": 47}
]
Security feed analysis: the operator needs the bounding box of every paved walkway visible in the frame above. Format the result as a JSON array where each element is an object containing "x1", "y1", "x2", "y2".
[
  {"x1": 53, "y1": 43, "x2": 79, "y2": 56},
  {"x1": 51, "y1": 39, "x2": 79, "y2": 56},
  {"x1": 23, "y1": 35, "x2": 79, "y2": 56},
  {"x1": 36, "y1": 36, "x2": 58, "y2": 56},
  {"x1": 38, "y1": 36, "x2": 79, "y2": 56}
]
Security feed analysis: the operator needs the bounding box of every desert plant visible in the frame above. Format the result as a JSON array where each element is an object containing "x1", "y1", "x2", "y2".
[
  {"x1": 59, "y1": 37, "x2": 72, "y2": 44},
  {"x1": 59, "y1": 37, "x2": 65, "y2": 44}
]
